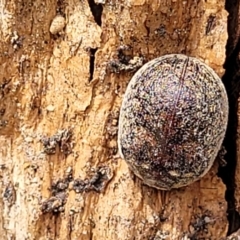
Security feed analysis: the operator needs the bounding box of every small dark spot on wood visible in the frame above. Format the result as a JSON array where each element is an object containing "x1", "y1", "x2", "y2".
[
  {"x1": 41, "y1": 192, "x2": 67, "y2": 214},
  {"x1": 187, "y1": 211, "x2": 216, "y2": 239},
  {"x1": 0, "y1": 109, "x2": 5, "y2": 116},
  {"x1": 56, "y1": 0, "x2": 67, "y2": 16},
  {"x1": 0, "y1": 78, "x2": 11, "y2": 97},
  {"x1": 206, "y1": 15, "x2": 216, "y2": 35},
  {"x1": 3, "y1": 182, "x2": 16, "y2": 206},
  {"x1": 89, "y1": 48, "x2": 98, "y2": 82},
  {"x1": 73, "y1": 166, "x2": 112, "y2": 193},
  {"x1": 0, "y1": 164, "x2": 6, "y2": 170},
  {"x1": 41, "y1": 169, "x2": 73, "y2": 214},
  {"x1": 40, "y1": 129, "x2": 73, "y2": 155},
  {"x1": 107, "y1": 46, "x2": 144, "y2": 73},
  {"x1": 105, "y1": 111, "x2": 119, "y2": 138},
  {"x1": 155, "y1": 24, "x2": 166, "y2": 37}
]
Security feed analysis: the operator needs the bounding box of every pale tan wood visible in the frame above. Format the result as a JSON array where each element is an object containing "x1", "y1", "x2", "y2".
[{"x1": 0, "y1": 0, "x2": 229, "y2": 239}]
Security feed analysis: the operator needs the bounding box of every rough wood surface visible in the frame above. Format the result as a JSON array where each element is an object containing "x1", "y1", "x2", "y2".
[{"x1": 0, "y1": 0, "x2": 231, "y2": 239}]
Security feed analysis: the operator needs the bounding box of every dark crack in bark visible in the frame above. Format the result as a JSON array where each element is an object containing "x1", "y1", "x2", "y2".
[{"x1": 218, "y1": 0, "x2": 240, "y2": 235}]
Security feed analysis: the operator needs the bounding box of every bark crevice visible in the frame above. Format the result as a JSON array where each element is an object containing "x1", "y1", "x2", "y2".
[
  {"x1": 218, "y1": 0, "x2": 240, "y2": 235},
  {"x1": 89, "y1": 48, "x2": 98, "y2": 82},
  {"x1": 88, "y1": 0, "x2": 103, "y2": 26}
]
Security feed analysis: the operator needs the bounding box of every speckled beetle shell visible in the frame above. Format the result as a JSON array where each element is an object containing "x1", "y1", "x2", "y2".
[{"x1": 118, "y1": 54, "x2": 228, "y2": 190}]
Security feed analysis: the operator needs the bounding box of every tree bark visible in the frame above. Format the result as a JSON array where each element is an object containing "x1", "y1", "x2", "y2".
[{"x1": 0, "y1": 0, "x2": 238, "y2": 239}]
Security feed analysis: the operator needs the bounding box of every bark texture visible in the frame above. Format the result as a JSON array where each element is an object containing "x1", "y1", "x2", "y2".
[{"x1": 0, "y1": 0, "x2": 237, "y2": 239}]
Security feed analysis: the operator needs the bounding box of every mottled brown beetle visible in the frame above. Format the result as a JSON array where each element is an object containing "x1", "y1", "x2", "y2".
[{"x1": 118, "y1": 54, "x2": 228, "y2": 190}]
